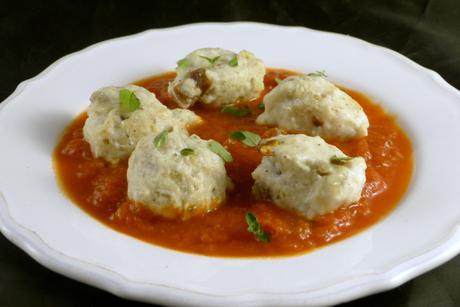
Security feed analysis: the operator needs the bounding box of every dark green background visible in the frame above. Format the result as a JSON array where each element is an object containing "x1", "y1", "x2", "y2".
[{"x1": 1, "y1": 1, "x2": 459, "y2": 306}]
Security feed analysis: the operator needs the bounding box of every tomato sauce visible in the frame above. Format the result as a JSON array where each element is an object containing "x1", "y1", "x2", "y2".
[{"x1": 53, "y1": 69, "x2": 413, "y2": 257}]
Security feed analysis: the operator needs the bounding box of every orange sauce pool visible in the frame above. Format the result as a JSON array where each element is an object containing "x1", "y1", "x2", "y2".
[{"x1": 53, "y1": 69, "x2": 413, "y2": 257}]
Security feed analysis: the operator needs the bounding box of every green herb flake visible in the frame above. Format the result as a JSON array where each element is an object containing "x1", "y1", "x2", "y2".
[
  {"x1": 154, "y1": 130, "x2": 168, "y2": 148},
  {"x1": 275, "y1": 77, "x2": 283, "y2": 84},
  {"x1": 230, "y1": 131, "x2": 246, "y2": 141},
  {"x1": 180, "y1": 148, "x2": 194, "y2": 156},
  {"x1": 245, "y1": 212, "x2": 270, "y2": 243},
  {"x1": 221, "y1": 105, "x2": 252, "y2": 117},
  {"x1": 257, "y1": 102, "x2": 265, "y2": 110},
  {"x1": 228, "y1": 56, "x2": 238, "y2": 67},
  {"x1": 208, "y1": 140, "x2": 233, "y2": 163},
  {"x1": 119, "y1": 89, "x2": 141, "y2": 113},
  {"x1": 230, "y1": 131, "x2": 261, "y2": 147},
  {"x1": 200, "y1": 55, "x2": 221, "y2": 65},
  {"x1": 307, "y1": 70, "x2": 327, "y2": 78},
  {"x1": 177, "y1": 58, "x2": 189, "y2": 69},
  {"x1": 330, "y1": 155, "x2": 353, "y2": 164}
]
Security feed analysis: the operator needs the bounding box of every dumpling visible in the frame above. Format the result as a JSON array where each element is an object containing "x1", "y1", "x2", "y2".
[
  {"x1": 168, "y1": 48, "x2": 265, "y2": 108},
  {"x1": 83, "y1": 85, "x2": 201, "y2": 163},
  {"x1": 256, "y1": 74, "x2": 369, "y2": 140},
  {"x1": 252, "y1": 134, "x2": 367, "y2": 219},
  {"x1": 127, "y1": 131, "x2": 232, "y2": 219}
]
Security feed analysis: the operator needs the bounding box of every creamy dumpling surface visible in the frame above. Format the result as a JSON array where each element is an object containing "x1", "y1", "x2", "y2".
[
  {"x1": 127, "y1": 131, "x2": 232, "y2": 219},
  {"x1": 168, "y1": 48, "x2": 265, "y2": 108},
  {"x1": 256, "y1": 74, "x2": 369, "y2": 140},
  {"x1": 252, "y1": 134, "x2": 367, "y2": 219}
]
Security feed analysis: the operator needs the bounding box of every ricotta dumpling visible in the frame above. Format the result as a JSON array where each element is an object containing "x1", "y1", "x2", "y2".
[
  {"x1": 127, "y1": 131, "x2": 232, "y2": 219},
  {"x1": 252, "y1": 134, "x2": 367, "y2": 219},
  {"x1": 256, "y1": 74, "x2": 369, "y2": 140},
  {"x1": 83, "y1": 85, "x2": 201, "y2": 164},
  {"x1": 168, "y1": 48, "x2": 265, "y2": 108}
]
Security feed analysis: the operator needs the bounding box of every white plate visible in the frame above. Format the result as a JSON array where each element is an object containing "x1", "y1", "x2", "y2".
[{"x1": 1, "y1": 22, "x2": 460, "y2": 307}]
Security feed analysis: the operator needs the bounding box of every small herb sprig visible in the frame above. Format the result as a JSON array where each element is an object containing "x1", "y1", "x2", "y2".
[
  {"x1": 154, "y1": 130, "x2": 169, "y2": 148},
  {"x1": 208, "y1": 140, "x2": 233, "y2": 162},
  {"x1": 307, "y1": 70, "x2": 327, "y2": 78},
  {"x1": 180, "y1": 148, "x2": 194, "y2": 156},
  {"x1": 177, "y1": 58, "x2": 189, "y2": 69},
  {"x1": 230, "y1": 131, "x2": 261, "y2": 147},
  {"x1": 330, "y1": 155, "x2": 353, "y2": 165},
  {"x1": 245, "y1": 212, "x2": 270, "y2": 243},
  {"x1": 119, "y1": 89, "x2": 140, "y2": 113},
  {"x1": 200, "y1": 55, "x2": 221, "y2": 65},
  {"x1": 228, "y1": 56, "x2": 238, "y2": 67},
  {"x1": 221, "y1": 105, "x2": 252, "y2": 117}
]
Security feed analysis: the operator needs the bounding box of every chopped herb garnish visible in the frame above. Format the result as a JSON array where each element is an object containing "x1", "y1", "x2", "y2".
[
  {"x1": 180, "y1": 148, "x2": 194, "y2": 156},
  {"x1": 228, "y1": 56, "x2": 238, "y2": 67},
  {"x1": 231, "y1": 131, "x2": 246, "y2": 141},
  {"x1": 119, "y1": 89, "x2": 140, "y2": 113},
  {"x1": 230, "y1": 131, "x2": 261, "y2": 147},
  {"x1": 307, "y1": 70, "x2": 327, "y2": 78},
  {"x1": 257, "y1": 102, "x2": 265, "y2": 110},
  {"x1": 177, "y1": 58, "x2": 189, "y2": 69},
  {"x1": 208, "y1": 140, "x2": 233, "y2": 162},
  {"x1": 330, "y1": 155, "x2": 353, "y2": 164},
  {"x1": 154, "y1": 130, "x2": 168, "y2": 148},
  {"x1": 275, "y1": 77, "x2": 283, "y2": 84},
  {"x1": 221, "y1": 105, "x2": 252, "y2": 117},
  {"x1": 200, "y1": 55, "x2": 221, "y2": 65},
  {"x1": 245, "y1": 212, "x2": 270, "y2": 243}
]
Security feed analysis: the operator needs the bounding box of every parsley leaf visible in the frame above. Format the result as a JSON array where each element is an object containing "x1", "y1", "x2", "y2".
[
  {"x1": 245, "y1": 212, "x2": 270, "y2": 243},
  {"x1": 208, "y1": 140, "x2": 233, "y2": 162},
  {"x1": 257, "y1": 102, "x2": 265, "y2": 110},
  {"x1": 177, "y1": 58, "x2": 189, "y2": 69},
  {"x1": 119, "y1": 89, "x2": 140, "y2": 113},
  {"x1": 200, "y1": 55, "x2": 221, "y2": 65},
  {"x1": 154, "y1": 130, "x2": 168, "y2": 148},
  {"x1": 180, "y1": 148, "x2": 194, "y2": 156},
  {"x1": 307, "y1": 70, "x2": 327, "y2": 78},
  {"x1": 230, "y1": 131, "x2": 261, "y2": 147},
  {"x1": 330, "y1": 155, "x2": 353, "y2": 164},
  {"x1": 228, "y1": 56, "x2": 238, "y2": 67},
  {"x1": 221, "y1": 105, "x2": 252, "y2": 117}
]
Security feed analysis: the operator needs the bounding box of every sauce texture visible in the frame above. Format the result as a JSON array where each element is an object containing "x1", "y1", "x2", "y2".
[{"x1": 53, "y1": 69, "x2": 413, "y2": 257}]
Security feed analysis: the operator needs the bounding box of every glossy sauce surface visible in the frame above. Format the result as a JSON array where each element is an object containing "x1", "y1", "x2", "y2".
[{"x1": 53, "y1": 69, "x2": 413, "y2": 257}]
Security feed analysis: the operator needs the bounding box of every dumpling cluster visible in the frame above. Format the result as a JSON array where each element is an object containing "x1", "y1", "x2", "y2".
[
  {"x1": 250, "y1": 73, "x2": 369, "y2": 219},
  {"x1": 83, "y1": 47, "x2": 370, "y2": 221},
  {"x1": 83, "y1": 84, "x2": 232, "y2": 219},
  {"x1": 83, "y1": 85, "x2": 200, "y2": 164},
  {"x1": 168, "y1": 48, "x2": 265, "y2": 108}
]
